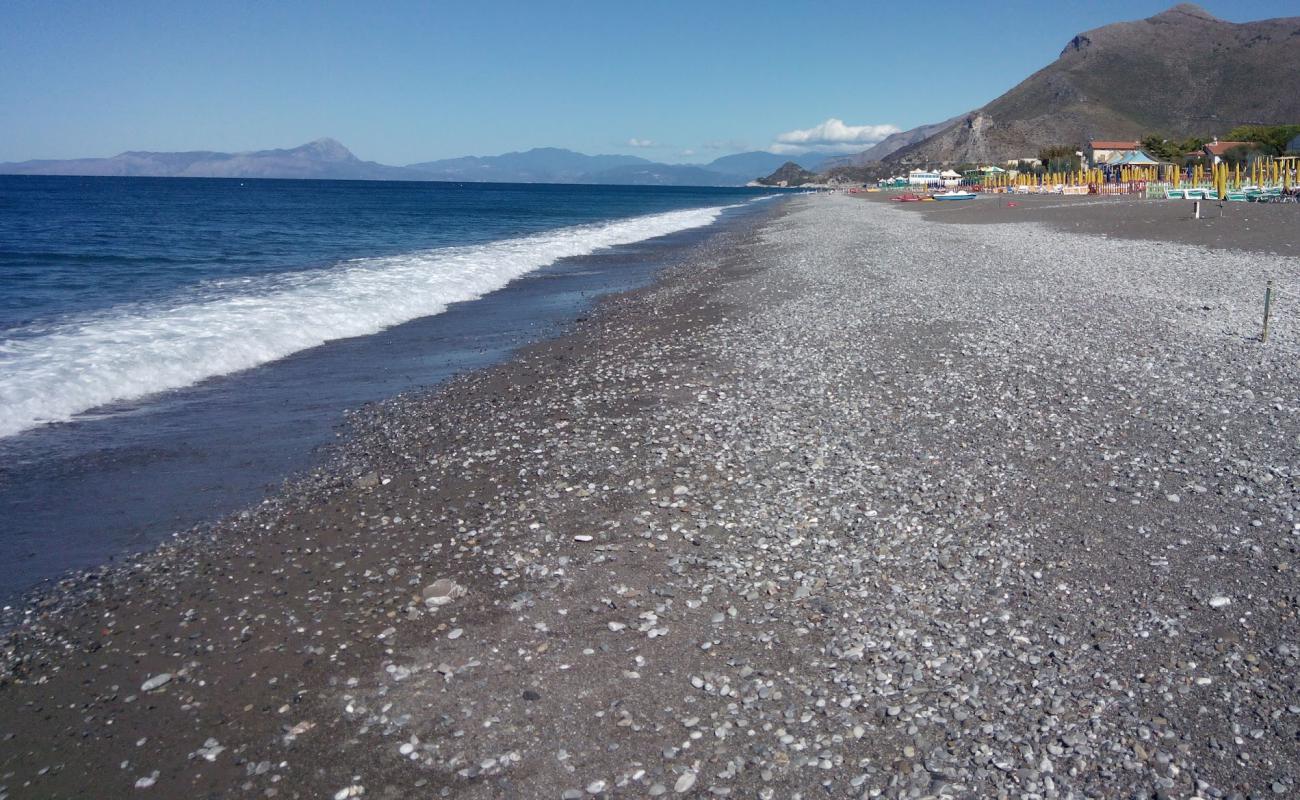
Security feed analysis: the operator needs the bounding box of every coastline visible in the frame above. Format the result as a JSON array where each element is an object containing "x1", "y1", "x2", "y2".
[
  {"x1": 3, "y1": 194, "x2": 1299, "y2": 798},
  {"x1": 0, "y1": 189, "x2": 775, "y2": 603}
]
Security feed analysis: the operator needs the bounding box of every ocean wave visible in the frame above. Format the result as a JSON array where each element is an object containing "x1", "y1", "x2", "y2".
[{"x1": 0, "y1": 204, "x2": 730, "y2": 437}]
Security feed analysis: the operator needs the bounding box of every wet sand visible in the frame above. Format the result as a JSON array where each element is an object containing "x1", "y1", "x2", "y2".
[{"x1": 3, "y1": 194, "x2": 1299, "y2": 799}]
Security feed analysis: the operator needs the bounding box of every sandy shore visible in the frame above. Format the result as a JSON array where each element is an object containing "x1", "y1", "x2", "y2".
[{"x1": 3, "y1": 195, "x2": 1299, "y2": 799}]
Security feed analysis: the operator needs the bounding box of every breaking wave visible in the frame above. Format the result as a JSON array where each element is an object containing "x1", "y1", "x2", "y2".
[{"x1": 0, "y1": 204, "x2": 730, "y2": 437}]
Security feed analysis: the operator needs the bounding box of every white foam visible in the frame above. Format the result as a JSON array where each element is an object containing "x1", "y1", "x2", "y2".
[{"x1": 0, "y1": 204, "x2": 732, "y2": 437}]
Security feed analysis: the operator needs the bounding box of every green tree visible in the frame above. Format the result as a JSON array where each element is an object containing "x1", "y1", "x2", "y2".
[
  {"x1": 1224, "y1": 125, "x2": 1300, "y2": 155},
  {"x1": 1038, "y1": 144, "x2": 1080, "y2": 172},
  {"x1": 1140, "y1": 135, "x2": 1176, "y2": 161},
  {"x1": 1221, "y1": 144, "x2": 1266, "y2": 167}
]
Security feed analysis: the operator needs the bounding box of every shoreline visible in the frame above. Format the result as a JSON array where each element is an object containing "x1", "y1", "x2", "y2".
[
  {"x1": 0, "y1": 196, "x2": 775, "y2": 604},
  {"x1": 1, "y1": 200, "x2": 784, "y2": 617},
  {"x1": 4, "y1": 194, "x2": 1299, "y2": 798}
]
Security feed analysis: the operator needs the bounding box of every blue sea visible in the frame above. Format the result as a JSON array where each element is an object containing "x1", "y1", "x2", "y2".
[{"x1": 0, "y1": 176, "x2": 776, "y2": 600}]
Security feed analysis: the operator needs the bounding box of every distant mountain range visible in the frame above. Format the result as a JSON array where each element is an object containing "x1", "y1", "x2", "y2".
[
  {"x1": 0, "y1": 139, "x2": 425, "y2": 181},
  {"x1": 0, "y1": 140, "x2": 829, "y2": 186},
  {"x1": 881, "y1": 3, "x2": 1300, "y2": 166}
]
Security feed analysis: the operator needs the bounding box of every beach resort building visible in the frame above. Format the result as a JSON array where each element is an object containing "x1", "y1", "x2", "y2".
[
  {"x1": 1085, "y1": 140, "x2": 1140, "y2": 167},
  {"x1": 1204, "y1": 140, "x2": 1253, "y2": 165},
  {"x1": 907, "y1": 169, "x2": 940, "y2": 186}
]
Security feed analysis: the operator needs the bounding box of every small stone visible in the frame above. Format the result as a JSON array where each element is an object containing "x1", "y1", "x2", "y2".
[
  {"x1": 586, "y1": 779, "x2": 607, "y2": 794},
  {"x1": 423, "y1": 578, "x2": 466, "y2": 606},
  {"x1": 574, "y1": 535, "x2": 594, "y2": 542},
  {"x1": 675, "y1": 771, "x2": 697, "y2": 793},
  {"x1": 1208, "y1": 596, "x2": 1232, "y2": 609},
  {"x1": 447, "y1": 628, "x2": 463, "y2": 640},
  {"x1": 140, "y1": 674, "x2": 172, "y2": 692}
]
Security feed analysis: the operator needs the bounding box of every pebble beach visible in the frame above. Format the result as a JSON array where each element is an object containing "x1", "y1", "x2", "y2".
[{"x1": 3, "y1": 193, "x2": 1299, "y2": 799}]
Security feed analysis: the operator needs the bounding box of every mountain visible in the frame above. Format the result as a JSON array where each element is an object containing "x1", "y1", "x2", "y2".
[
  {"x1": 756, "y1": 162, "x2": 821, "y2": 187},
  {"x1": 405, "y1": 147, "x2": 654, "y2": 182},
  {"x1": 1, "y1": 141, "x2": 828, "y2": 186},
  {"x1": 406, "y1": 147, "x2": 826, "y2": 185},
  {"x1": 0, "y1": 138, "x2": 426, "y2": 180},
  {"x1": 886, "y1": 3, "x2": 1300, "y2": 165},
  {"x1": 704, "y1": 151, "x2": 828, "y2": 179}
]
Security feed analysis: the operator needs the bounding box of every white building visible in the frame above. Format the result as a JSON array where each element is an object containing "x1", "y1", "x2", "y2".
[{"x1": 908, "y1": 169, "x2": 940, "y2": 186}]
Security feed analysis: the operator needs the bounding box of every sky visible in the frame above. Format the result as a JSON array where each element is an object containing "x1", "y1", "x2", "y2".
[{"x1": 2, "y1": 0, "x2": 1297, "y2": 165}]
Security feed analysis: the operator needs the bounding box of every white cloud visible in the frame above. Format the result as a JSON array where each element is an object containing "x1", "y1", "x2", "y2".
[
  {"x1": 771, "y1": 118, "x2": 901, "y2": 154},
  {"x1": 627, "y1": 138, "x2": 656, "y2": 148},
  {"x1": 679, "y1": 149, "x2": 696, "y2": 156}
]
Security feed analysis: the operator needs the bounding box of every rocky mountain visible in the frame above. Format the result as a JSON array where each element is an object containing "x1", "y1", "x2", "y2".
[
  {"x1": 756, "y1": 162, "x2": 821, "y2": 187},
  {"x1": 0, "y1": 138, "x2": 426, "y2": 180},
  {"x1": 886, "y1": 3, "x2": 1300, "y2": 165}
]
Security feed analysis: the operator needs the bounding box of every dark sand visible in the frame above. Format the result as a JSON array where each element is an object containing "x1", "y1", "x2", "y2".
[{"x1": 865, "y1": 191, "x2": 1299, "y2": 256}]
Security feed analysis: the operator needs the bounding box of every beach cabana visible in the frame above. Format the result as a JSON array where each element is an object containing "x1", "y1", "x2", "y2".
[
  {"x1": 1111, "y1": 150, "x2": 1159, "y2": 166},
  {"x1": 939, "y1": 169, "x2": 962, "y2": 187}
]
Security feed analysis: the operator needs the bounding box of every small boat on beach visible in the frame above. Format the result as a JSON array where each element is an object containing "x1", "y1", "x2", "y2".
[{"x1": 932, "y1": 190, "x2": 977, "y2": 201}]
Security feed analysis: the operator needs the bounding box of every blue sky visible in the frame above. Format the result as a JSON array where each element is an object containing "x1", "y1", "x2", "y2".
[{"x1": 2, "y1": 0, "x2": 1297, "y2": 164}]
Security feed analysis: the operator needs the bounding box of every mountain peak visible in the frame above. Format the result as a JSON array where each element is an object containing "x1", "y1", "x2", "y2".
[
  {"x1": 1153, "y1": 3, "x2": 1219, "y2": 23},
  {"x1": 295, "y1": 138, "x2": 356, "y2": 161},
  {"x1": 880, "y1": 4, "x2": 1298, "y2": 166}
]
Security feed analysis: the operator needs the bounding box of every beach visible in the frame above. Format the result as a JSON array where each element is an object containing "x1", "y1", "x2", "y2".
[{"x1": 3, "y1": 193, "x2": 1299, "y2": 798}]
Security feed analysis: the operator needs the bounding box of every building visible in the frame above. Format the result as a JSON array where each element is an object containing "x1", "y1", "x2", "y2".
[
  {"x1": 907, "y1": 169, "x2": 940, "y2": 186},
  {"x1": 1204, "y1": 140, "x2": 1253, "y2": 165},
  {"x1": 1086, "y1": 140, "x2": 1140, "y2": 167}
]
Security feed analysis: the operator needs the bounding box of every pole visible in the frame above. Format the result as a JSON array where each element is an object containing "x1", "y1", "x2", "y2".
[{"x1": 1262, "y1": 280, "x2": 1274, "y2": 344}]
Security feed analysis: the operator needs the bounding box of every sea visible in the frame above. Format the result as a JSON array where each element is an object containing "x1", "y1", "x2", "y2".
[{"x1": 0, "y1": 176, "x2": 778, "y2": 601}]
